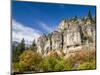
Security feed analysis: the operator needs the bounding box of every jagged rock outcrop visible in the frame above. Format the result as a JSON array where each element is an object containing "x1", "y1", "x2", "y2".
[
  {"x1": 36, "y1": 17, "x2": 96, "y2": 55},
  {"x1": 52, "y1": 31, "x2": 62, "y2": 51},
  {"x1": 37, "y1": 35, "x2": 47, "y2": 54},
  {"x1": 63, "y1": 25, "x2": 82, "y2": 53}
]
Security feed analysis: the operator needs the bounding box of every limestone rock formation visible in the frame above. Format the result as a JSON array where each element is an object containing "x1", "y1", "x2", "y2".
[
  {"x1": 63, "y1": 25, "x2": 82, "y2": 53},
  {"x1": 36, "y1": 17, "x2": 96, "y2": 55},
  {"x1": 52, "y1": 31, "x2": 62, "y2": 51},
  {"x1": 37, "y1": 34, "x2": 47, "y2": 54}
]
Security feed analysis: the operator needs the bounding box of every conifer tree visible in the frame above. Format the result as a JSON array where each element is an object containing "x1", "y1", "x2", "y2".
[
  {"x1": 12, "y1": 38, "x2": 25, "y2": 62},
  {"x1": 31, "y1": 39, "x2": 37, "y2": 52},
  {"x1": 88, "y1": 10, "x2": 92, "y2": 21},
  {"x1": 19, "y1": 38, "x2": 25, "y2": 53}
]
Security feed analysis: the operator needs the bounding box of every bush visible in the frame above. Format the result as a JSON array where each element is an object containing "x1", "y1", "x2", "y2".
[
  {"x1": 12, "y1": 62, "x2": 26, "y2": 73},
  {"x1": 39, "y1": 56, "x2": 73, "y2": 72},
  {"x1": 12, "y1": 62, "x2": 20, "y2": 73},
  {"x1": 12, "y1": 50, "x2": 42, "y2": 73},
  {"x1": 64, "y1": 50, "x2": 96, "y2": 70},
  {"x1": 39, "y1": 58, "x2": 50, "y2": 72},
  {"x1": 84, "y1": 50, "x2": 96, "y2": 62},
  {"x1": 77, "y1": 60, "x2": 96, "y2": 70},
  {"x1": 68, "y1": 50, "x2": 96, "y2": 64},
  {"x1": 54, "y1": 58, "x2": 73, "y2": 71},
  {"x1": 12, "y1": 49, "x2": 96, "y2": 73},
  {"x1": 47, "y1": 51, "x2": 59, "y2": 58},
  {"x1": 39, "y1": 56, "x2": 58, "y2": 72}
]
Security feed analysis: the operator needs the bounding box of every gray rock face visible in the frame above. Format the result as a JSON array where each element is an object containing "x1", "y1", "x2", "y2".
[
  {"x1": 44, "y1": 39, "x2": 51, "y2": 55},
  {"x1": 66, "y1": 25, "x2": 81, "y2": 45},
  {"x1": 37, "y1": 35, "x2": 47, "y2": 54},
  {"x1": 80, "y1": 24, "x2": 95, "y2": 44},
  {"x1": 63, "y1": 25, "x2": 81, "y2": 52},
  {"x1": 52, "y1": 31, "x2": 62, "y2": 51},
  {"x1": 58, "y1": 19, "x2": 69, "y2": 32},
  {"x1": 36, "y1": 18, "x2": 96, "y2": 55}
]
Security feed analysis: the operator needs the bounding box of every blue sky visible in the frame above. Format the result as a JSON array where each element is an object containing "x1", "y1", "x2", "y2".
[{"x1": 12, "y1": 1, "x2": 96, "y2": 44}]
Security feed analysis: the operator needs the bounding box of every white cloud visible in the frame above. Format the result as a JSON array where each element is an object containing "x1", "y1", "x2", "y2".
[
  {"x1": 12, "y1": 19, "x2": 41, "y2": 44},
  {"x1": 39, "y1": 21, "x2": 57, "y2": 33}
]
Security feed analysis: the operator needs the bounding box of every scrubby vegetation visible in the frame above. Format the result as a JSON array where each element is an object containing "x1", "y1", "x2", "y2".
[
  {"x1": 12, "y1": 50, "x2": 43, "y2": 73},
  {"x1": 12, "y1": 48, "x2": 96, "y2": 73},
  {"x1": 77, "y1": 61, "x2": 96, "y2": 70}
]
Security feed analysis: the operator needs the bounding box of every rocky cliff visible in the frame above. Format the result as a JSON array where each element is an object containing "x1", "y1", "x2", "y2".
[{"x1": 37, "y1": 17, "x2": 96, "y2": 55}]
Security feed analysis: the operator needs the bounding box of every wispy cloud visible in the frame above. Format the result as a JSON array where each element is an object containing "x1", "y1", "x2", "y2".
[
  {"x1": 12, "y1": 19, "x2": 41, "y2": 44},
  {"x1": 38, "y1": 21, "x2": 57, "y2": 33}
]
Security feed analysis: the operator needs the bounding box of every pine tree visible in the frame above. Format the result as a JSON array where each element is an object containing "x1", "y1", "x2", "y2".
[
  {"x1": 19, "y1": 38, "x2": 25, "y2": 53},
  {"x1": 31, "y1": 39, "x2": 37, "y2": 52},
  {"x1": 88, "y1": 10, "x2": 92, "y2": 21},
  {"x1": 73, "y1": 15, "x2": 78, "y2": 21},
  {"x1": 12, "y1": 38, "x2": 25, "y2": 62}
]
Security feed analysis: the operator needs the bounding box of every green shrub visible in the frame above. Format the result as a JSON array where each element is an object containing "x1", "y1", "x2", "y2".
[
  {"x1": 54, "y1": 58, "x2": 73, "y2": 71},
  {"x1": 39, "y1": 56, "x2": 73, "y2": 72},
  {"x1": 39, "y1": 57, "x2": 50, "y2": 72},
  {"x1": 77, "y1": 61, "x2": 96, "y2": 70},
  {"x1": 39, "y1": 56, "x2": 58, "y2": 72},
  {"x1": 12, "y1": 50, "x2": 43, "y2": 73},
  {"x1": 12, "y1": 62, "x2": 26, "y2": 73},
  {"x1": 12, "y1": 49, "x2": 96, "y2": 73}
]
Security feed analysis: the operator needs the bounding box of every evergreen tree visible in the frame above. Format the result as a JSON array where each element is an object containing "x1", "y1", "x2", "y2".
[
  {"x1": 70, "y1": 16, "x2": 78, "y2": 22},
  {"x1": 31, "y1": 39, "x2": 37, "y2": 52},
  {"x1": 73, "y1": 15, "x2": 78, "y2": 21},
  {"x1": 18, "y1": 38, "x2": 25, "y2": 53},
  {"x1": 88, "y1": 10, "x2": 92, "y2": 20},
  {"x1": 12, "y1": 38, "x2": 25, "y2": 62},
  {"x1": 12, "y1": 46, "x2": 19, "y2": 62}
]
